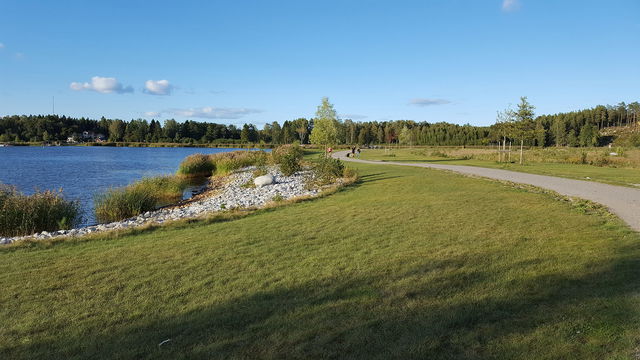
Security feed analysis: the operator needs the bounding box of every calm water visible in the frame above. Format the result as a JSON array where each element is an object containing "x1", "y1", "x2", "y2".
[{"x1": 0, "y1": 146, "x2": 250, "y2": 226}]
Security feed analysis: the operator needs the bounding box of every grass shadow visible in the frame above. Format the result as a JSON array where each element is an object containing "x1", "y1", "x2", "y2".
[
  {"x1": 6, "y1": 244, "x2": 640, "y2": 359},
  {"x1": 357, "y1": 172, "x2": 403, "y2": 183}
]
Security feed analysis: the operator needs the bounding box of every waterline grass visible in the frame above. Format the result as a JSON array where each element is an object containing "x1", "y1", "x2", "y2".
[
  {"x1": 177, "y1": 153, "x2": 216, "y2": 177},
  {"x1": 211, "y1": 150, "x2": 268, "y2": 175},
  {"x1": 177, "y1": 150, "x2": 270, "y2": 177},
  {"x1": 94, "y1": 176, "x2": 190, "y2": 223},
  {"x1": 0, "y1": 185, "x2": 80, "y2": 237},
  {"x1": 97, "y1": 147, "x2": 286, "y2": 224}
]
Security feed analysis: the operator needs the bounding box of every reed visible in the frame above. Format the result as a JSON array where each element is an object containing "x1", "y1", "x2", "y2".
[
  {"x1": 0, "y1": 185, "x2": 81, "y2": 237},
  {"x1": 94, "y1": 176, "x2": 189, "y2": 223},
  {"x1": 177, "y1": 153, "x2": 216, "y2": 177},
  {"x1": 210, "y1": 151, "x2": 268, "y2": 175}
]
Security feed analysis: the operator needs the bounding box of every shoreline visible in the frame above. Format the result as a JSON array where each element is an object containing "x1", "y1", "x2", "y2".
[
  {"x1": 0, "y1": 142, "x2": 276, "y2": 149},
  {"x1": 0, "y1": 165, "x2": 332, "y2": 245}
]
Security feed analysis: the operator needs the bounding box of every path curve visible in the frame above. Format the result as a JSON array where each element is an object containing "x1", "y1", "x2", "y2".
[{"x1": 336, "y1": 151, "x2": 640, "y2": 231}]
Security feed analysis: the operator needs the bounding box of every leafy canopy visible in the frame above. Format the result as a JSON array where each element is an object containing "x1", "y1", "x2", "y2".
[{"x1": 310, "y1": 97, "x2": 339, "y2": 147}]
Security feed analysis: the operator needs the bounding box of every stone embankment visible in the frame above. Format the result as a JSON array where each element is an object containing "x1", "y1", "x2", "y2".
[{"x1": 1, "y1": 166, "x2": 319, "y2": 245}]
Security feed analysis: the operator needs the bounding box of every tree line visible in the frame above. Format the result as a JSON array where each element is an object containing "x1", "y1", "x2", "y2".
[
  {"x1": 0, "y1": 113, "x2": 491, "y2": 146},
  {"x1": 1, "y1": 99, "x2": 638, "y2": 147}
]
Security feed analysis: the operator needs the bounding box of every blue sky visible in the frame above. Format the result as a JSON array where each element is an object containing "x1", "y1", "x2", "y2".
[{"x1": 0, "y1": 0, "x2": 638, "y2": 126}]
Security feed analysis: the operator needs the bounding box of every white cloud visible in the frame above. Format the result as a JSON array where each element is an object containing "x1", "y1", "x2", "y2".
[
  {"x1": 144, "y1": 111, "x2": 161, "y2": 117},
  {"x1": 502, "y1": 0, "x2": 520, "y2": 12},
  {"x1": 166, "y1": 106, "x2": 262, "y2": 119},
  {"x1": 409, "y1": 98, "x2": 451, "y2": 106},
  {"x1": 0, "y1": 43, "x2": 4, "y2": 49},
  {"x1": 70, "y1": 76, "x2": 133, "y2": 94},
  {"x1": 144, "y1": 79, "x2": 173, "y2": 95}
]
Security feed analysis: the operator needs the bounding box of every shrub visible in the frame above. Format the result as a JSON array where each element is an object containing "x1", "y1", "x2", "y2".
[
  {"x1": 430, "y1": 150, "x2": 449, "y2": 158},
  {"x1": 311, "y1": 157, "x2": 345, "y2": 185},
  {"x1": 592, "y1": 153, "x2": 611, "y2": 167},
  {"x1": 177, "y1": 154, "x2": 215, "y2": 177},
  {"x1": 342, "y1": 167, "x2": 358, "y2": 179},
  {"x1": 271, "y1": 144, "x2": 304, "y2": 176},
  {"x1": 0, "y1": 185, "x2": 81, "y2": 237}
]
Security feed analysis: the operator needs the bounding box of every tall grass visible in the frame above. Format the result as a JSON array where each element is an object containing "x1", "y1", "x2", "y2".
[
  {"x1": 94, "y1": 176, "x2": 189, "y2": 223},
  {"x1": 403, "y1": 146, "x2": 640, "y2": 168},
  {"x1": 177, "y1": 151, "x2": 269, "y2": 177},
  {"x1": 0, "y1": 185, "x2": 80, "y2": 237},
  {"x1": 210, "y1": 150, "x2": 268, "y2": 175},
  {"x1": 132, "y1": 176, "x2": 190, "y2": 204},
  {"x1": 177, "y1": 154, "x2": 216, "y2": 177}
]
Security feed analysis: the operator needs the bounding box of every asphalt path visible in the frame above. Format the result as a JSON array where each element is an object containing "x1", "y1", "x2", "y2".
[{"x1": 336, "y1": 150, "x2": 640, "y2": 231}]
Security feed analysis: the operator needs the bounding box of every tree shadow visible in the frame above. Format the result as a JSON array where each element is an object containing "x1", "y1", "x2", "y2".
[
  {"x1": 357, "y1": 172, "x2": 402, "y2": 183},
  {"x1": 7, "y1": 244, "x2": 640, "y2": 359}
]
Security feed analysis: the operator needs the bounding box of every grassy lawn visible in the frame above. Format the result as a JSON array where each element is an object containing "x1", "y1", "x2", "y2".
[
  {"x1": 2, "y1": 161, "x2": 640, "y2": 359},
  {"x1": 360, "y1": 148, "x2": 640, "y2": 187}
]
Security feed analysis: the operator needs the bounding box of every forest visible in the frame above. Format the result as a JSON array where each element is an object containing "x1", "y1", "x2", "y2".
[{"x1": 0, "y1": 100, "x2": 638, "y2": 147}]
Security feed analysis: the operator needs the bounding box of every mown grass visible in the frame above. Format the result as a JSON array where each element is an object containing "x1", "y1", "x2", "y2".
[
  {"x1": 94, "y1": 176, "x2": 190, "y2": 223},
  {"x1": 0, "y1": 185, "x2": 81, "y2": 237},
  {"x1": 1, "y1": 161, "x2": 639, "y2": 359},
  {"x1": 361, "y1": 148, "x2": 640, "y2": 187}
]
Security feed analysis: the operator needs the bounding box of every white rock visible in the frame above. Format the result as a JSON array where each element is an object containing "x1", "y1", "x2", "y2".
[{"x1": 254, "y1": 174, "x2": 275, "y2": 187}]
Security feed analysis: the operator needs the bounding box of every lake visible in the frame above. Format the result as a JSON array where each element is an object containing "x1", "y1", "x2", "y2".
[{"x1": 0, "y1": 146, "x2": 253, "y2": 226}]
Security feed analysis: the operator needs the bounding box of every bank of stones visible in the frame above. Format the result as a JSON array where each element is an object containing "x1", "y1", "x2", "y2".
[{"x1": 0, "y1": 166, "x2": 320, "y2": 245}]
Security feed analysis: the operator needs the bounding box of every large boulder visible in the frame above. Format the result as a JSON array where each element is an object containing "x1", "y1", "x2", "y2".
[{"x1": 254, "y1": 174, "x2": 275, "y2": 187}]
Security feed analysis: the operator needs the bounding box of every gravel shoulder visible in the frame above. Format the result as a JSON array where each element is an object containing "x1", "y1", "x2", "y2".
[{"x1": 337, "y1": 151, "x2": 640, "y2": 231}]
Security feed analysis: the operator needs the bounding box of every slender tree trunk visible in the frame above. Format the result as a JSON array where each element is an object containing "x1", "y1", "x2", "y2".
[
  {"x1": 519, "y1": 139, "x2": 524, "y2": 165},
  {"x1": 502, "y1": 136, "x2": 506, "y2": 162}
]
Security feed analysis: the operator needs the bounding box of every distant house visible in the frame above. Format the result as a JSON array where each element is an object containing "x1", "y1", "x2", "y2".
[
  {"x1": 81, "y1": 131, "x2": 106, "y2": 142},
  {"x1": 66, "y1": 134, "x2": 79, "y2": 143}
]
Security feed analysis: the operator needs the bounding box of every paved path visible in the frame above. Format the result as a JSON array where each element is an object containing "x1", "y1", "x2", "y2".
[{"x1": 336, "y1": 151, "x2": 640, "y2": 231}]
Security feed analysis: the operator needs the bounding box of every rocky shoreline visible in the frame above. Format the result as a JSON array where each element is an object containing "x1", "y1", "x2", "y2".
[{"x1": 0, "y1": 166, "x2": 321, "y2": 245}]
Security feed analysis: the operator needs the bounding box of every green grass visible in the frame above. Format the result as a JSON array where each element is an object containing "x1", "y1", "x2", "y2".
[
  {"x1": 360, "y1": 148, "x2": 640, "y2": 187},
  {"x1": 1, "y1": 161, "x2": 640, "y2": 359}
]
